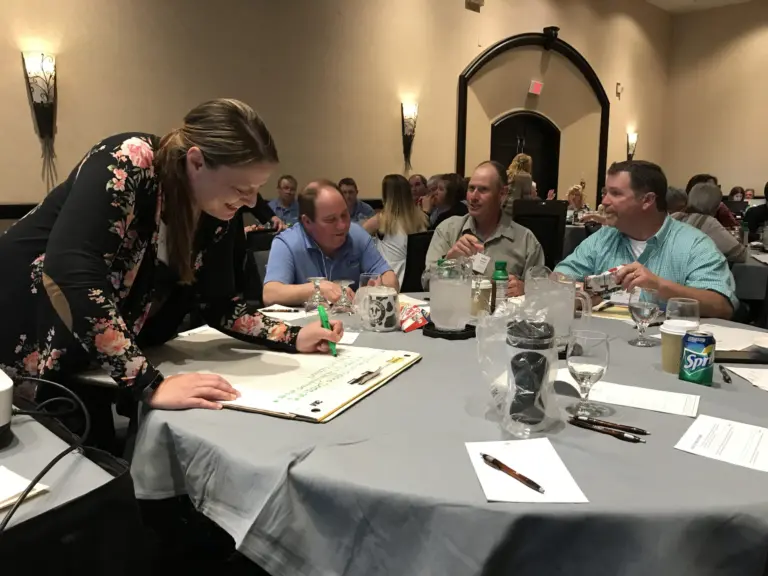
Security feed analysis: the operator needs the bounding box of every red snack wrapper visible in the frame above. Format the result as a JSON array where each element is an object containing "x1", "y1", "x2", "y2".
[{"x1": 399, "y1": 303, "x2": 428, "y2": 333}]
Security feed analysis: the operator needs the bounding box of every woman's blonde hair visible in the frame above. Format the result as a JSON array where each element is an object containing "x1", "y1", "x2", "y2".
[
  {"x1": 506, "y1": 153, "x2": 533, "y2": 183},
  {"x1": 380, "y1": 174, "x2": 428, "y2": 236},
  {"x1": 154, "y1": 98, "x2": 278, "y2": 283},
  {"x1": 568, "y1": 184, "x2": 583, "y2": 199}
]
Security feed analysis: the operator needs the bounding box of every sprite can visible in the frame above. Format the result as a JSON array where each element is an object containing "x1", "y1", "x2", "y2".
[{"x1": 679, "y1": 331, "x2": 715, "y2": 386}]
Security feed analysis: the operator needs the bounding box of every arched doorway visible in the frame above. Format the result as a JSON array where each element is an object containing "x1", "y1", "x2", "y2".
[
  {"x1": 456, "y1": 27, "x2": 609, "y2": 199},
  {"x1": 491, "y1": 110, "x2": 560, "y2": 198}
]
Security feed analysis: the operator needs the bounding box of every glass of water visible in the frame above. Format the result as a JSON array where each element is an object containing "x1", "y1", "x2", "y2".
[
  {"x1": 566, "y1": 330, "x2": 610, "y2": 417},
  {"x1": 628, "y1": 288, "x2": 662, "y2": 347}
]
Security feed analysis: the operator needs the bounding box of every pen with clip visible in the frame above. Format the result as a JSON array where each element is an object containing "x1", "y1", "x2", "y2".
[
  {"x1": 571, "y1": 415, "x2": 649, "y2": 436},
  {"x1": 480, "y1": 453, "x2": 545, "y2": 494},
  {"x1": 719, "y1": 365, "x2": 732, "y2": 384},
  {"x1": 569, "y1": 418, "x2": 646, "y2": 443}
]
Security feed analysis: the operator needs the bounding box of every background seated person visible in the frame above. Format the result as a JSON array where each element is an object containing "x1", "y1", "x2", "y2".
[
  {"x1": 728, "y1": 186, "x2": 745, "y2": 202},
  {"x1": 556, "y1": 161, "x2": 736, "y2": 319},
  {"x1": 267, "y1": 174, "x2": 299, "y2": 225},
  {"x1": 425, "y1": 161, "x2": 544, "y2": 297},
  {"x1": 666, "y1": 186, "x2": 688, "y2": 214},
  {"x1": 421, "y1": 173, "x2": 468, "y2": 229},
  {"x1": 339, "y1": 177, "x2": 375, "y2": 224},
  {"x1": 263, "y1": 179, "x2": 397, "y2": 306},
  {"x1": 363, "y1": 174, "x2": 429, "y2": 286},
  {"x1": 409, "y1": 174, "x2": 428, "y2": 204},
  {"x1": 744, "y1": 181, "x2": 768, "y2": 241},
  {"x1": 672, "y1": 183, "x2": 748, "y2": 264},
  {"x1": 685, "y1": 173, "x2": 738, "y2": 228}
]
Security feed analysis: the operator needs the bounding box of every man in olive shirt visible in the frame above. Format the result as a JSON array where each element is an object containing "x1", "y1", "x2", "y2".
[{"x1": 425, "y1": 161, "x2": 544, "y2": 296}]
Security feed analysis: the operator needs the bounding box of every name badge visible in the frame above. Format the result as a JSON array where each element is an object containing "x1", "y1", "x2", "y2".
[{"x1": 471, "y1": 253, "x2": 491, "y2": 274}]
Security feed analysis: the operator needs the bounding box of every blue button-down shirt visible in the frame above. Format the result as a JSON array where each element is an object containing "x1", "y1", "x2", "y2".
[
  {"x1": 554, "y1": 216, "x2": 737, "y2": 307},
  {"x1": 268, "y1": 198, "x2": 299, "y2": 225},
  {"x1": 350, "y1": 200, "x2": 375, "y2": 223},
  {"x1": 264, "y1": 223, "x2": 391, "y2": 289}
]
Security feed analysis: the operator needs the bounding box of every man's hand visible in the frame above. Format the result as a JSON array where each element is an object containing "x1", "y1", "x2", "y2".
[
  {"x1": 318, "y1": 280, "x2": 343, "y2": 304},
  {"x1": 614, "y1": 262, "x2": 661, "y2": 293},
  {"x1": 271, "y1": 216, "x2": 286, "y2": 231},
  {"x1": 446, "y1": 234, "x2": 484, "y2": 260},
  {"x1": 507, "y1": 277, "x2": 525, "y2": 297}
]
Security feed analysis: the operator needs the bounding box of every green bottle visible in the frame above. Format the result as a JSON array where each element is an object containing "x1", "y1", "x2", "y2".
[{"x1": 492, "y1": 261, "x2": 508, "y2": 302}]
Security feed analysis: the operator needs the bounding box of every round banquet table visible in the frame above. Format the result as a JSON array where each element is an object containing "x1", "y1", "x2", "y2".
[{"x1": 129, "y1": 308, "x2": 768, "y2": 576}]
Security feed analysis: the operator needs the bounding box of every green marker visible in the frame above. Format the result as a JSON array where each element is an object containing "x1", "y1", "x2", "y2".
[{"x1": 317, "y1": 305, "x2": 337, "y2": 357}]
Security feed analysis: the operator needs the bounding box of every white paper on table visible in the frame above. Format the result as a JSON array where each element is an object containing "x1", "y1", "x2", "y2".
[
  {"x1": 259, "y1": 307, "x2": 318, "y2": 323},
  {"x1": 465, "y1": 438, "x2": 588, "y2": 503},
  {"x1": 609, "y1": 291, "x2": 631, "y2": 305},
  {"x1": 650, "y1": 323, "x2": 756, "y2": 351},
  {"x1": 0, "y1": 466, "x2": 49, "y2": 510},
  {"x1": 339, "y1": 331, "x2": 360, "y2": 345},
  {"x1": 723, "y1": 366, "x2": 768, "y2": 391},
  {"x1": 398, "y1": 294, "x2": 428, "y2": 307},
  {"x1": 753, "y1": 253, "x2": 768, "y2": 265},
  {"x1": 588, "y1": 381, "x2": 700, "y2": 417},
  {"x1": 675, "y1": 415, "x2": 768, "y2": 472}
]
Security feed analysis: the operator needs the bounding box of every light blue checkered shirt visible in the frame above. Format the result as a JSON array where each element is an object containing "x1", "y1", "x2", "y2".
[{"x1": 554, "y1": 216, "x2": 737, "y2": 308}]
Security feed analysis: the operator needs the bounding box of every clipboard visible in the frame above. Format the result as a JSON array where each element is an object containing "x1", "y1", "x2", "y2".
[{"x1": 153, "y1": 327, "x2": 422, "y2": 422}]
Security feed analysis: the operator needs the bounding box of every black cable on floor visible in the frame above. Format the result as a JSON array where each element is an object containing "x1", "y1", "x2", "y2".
[{"x1": 0, "y1": 377, "x2": 90, "y2": 533}]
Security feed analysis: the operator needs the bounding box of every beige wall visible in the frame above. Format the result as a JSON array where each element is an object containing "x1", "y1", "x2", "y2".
[
  {"x1": 466, "y1": 47, "x2": 602, "y2": 206},
  {"x1": 667, "y1": 2, "x2": 768, "y2": 193},
  {"x1": 0, "y1": 0, "x2": 671, "y2": 205}
]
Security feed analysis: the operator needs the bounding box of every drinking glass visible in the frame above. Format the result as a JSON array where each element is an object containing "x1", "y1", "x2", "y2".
[
  {"x1": 666, "y1": 298, "x2": 700, "y2": 325},
  {"x1": 628, "y1": 288, "x2": 662, "y2": 347},
  {"x1": 330, "y1": 279, "x2": 358, "y2": 328},
  {"x1": 566, "y1": 330, "x2": 610, "y2": 417},
  {"x1": 359, "y1": 273, "x2": 382, "y2": 289},
  {"x1": 304, "y1": 277, "x2": 329, "y2": 313}
]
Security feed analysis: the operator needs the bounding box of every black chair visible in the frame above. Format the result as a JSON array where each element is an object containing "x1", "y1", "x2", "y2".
[
  {"x1": 243, "y1": 232, "x2": 276, "y2": 303},
  {"x1": 512, "y1": 199, "x2": 568, "y2": 269},
  {"x1": 401, "y1": 231, "x2": 434, "y2": 292},
  {"x1": 362, "y1": 198, "x2": 384, "y2": 211}
]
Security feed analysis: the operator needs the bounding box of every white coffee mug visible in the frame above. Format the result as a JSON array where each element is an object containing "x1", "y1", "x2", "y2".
[{"x1": 355, "y1": 286, "x2": 399, "y2": 332}]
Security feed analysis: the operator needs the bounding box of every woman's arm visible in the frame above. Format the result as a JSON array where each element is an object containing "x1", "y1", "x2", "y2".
[
  {"x1": 42, "y1": 136, "x2": 163, "y2": 394},
  {"x1": 195, "y1": 222, "x2": 301, "y2": 350}
]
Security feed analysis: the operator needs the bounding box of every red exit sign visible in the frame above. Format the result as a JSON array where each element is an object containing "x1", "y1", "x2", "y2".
[{"x1": 529, "y1": 80, "x2": 544, "y2": 95}]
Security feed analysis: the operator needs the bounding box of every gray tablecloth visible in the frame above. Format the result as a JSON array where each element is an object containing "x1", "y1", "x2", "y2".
[
  {"x1": 734, "y1": 256, "x2": 768, "y2": 301},
  {"x1": 563, "y1": 225, "x2": 587, "y2": 259},
  {"x1": 130, "y1": 317, "x2": 768, "y2": 576},
  {"x1": 0, "y1": 416, "x2": 113, "y2": 528}
]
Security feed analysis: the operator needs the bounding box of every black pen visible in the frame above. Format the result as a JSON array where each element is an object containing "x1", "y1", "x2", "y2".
[
  {"x1": 262, "y1": 307, "x2": 300, "y2": 313},
  {"x1": 481, "y1": 453, "x2": 545, "y2": 494},
  {"x1": 572, "y1": 415, "x2": 649, "y2": 435},
  {"x1": 569, "y1": 419, "x2": 646, "y2": 443},
  {"x1": 719, "y1": 365, "x2": 732, "y2": 384}
]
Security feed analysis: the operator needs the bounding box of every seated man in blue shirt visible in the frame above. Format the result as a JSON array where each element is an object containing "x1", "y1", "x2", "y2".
[
  {"x1": 555, "y1": 161, "x2": 736, "y2": 319},
  {"x1": 267, "y1": 174, "x2": 300, "y2": 226},
  {"x1": 263, "y1": 179, "x2": 397, "y2": 306},
  {"x1": 339, "y1": 177, "x2": 375, "y2": 224}
]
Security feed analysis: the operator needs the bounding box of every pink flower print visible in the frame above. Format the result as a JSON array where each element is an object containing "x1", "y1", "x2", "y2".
[
  {"x1": 23, "y1": 351, "x2": 39, "y2": 376},
  {"x1": 268, "y1": 323, "x2": 289, "y2": 341},
  {"x1": 118, "y1": 137, "x2": 154, "y2": 169},
  {"x1": 124, "y1": 356, "x2": 146, "y2": 379},
  {"x1": 94, "y1": 327, "x2": 130, "y2": 356},
  {"x1": 113, "y1": 177, "x2": 126, "y2": 192},
  {"x1": 232, "y1": 314, "x2": 264, "y2": 336},
  {"x1": 215, "y1": 226, "x2": 223, "y2": 235},
  {"x1": 51, "y1": 349, "x2": 61, "y2": 360},
  {"x1": 113, "y1": 168, "x2": 127, "y2": 181}
]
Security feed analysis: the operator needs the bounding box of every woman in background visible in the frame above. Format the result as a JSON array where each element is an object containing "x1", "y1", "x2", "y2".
[
  {"x1": 363, "y1": 174, "x2": 428, "y2": 285},
  {"x1": 728, "y1": 187, "x2": 745, "y2": 202},
  {"x1": 506, "y1": 153, "x2": 532, "y2": 185},
  {"x1": 421, "y1": 173, "x2": 468, "y2": 229},
  {"x1": 567, "y1": 184, "x2": 590, "y2": 212},
  {"x1": 673, "y1": 182, "x2": 748, "y2": 263}
]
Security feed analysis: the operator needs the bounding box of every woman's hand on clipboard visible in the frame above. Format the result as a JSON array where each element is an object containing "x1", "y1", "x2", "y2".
[
  {"x1": 297, "y1": 320, "x2": 344, "y2": 354},
  {"x1": 148, "y1": 373, "x2": 240, "y2": 411}
]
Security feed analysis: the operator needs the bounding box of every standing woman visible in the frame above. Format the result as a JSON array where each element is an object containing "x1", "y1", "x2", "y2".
[
  {"x1": 0, "y1": 99, "x2": 340, "y2": 420},
  {"x1": 363, "y1": 174, "x2": 428, "y2": 285}
]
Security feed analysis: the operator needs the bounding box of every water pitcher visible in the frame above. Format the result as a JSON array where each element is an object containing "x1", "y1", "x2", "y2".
[
  {"x1": 525, "y1": 266, "x2": 591, "y2": 348},
  {"x1": 428, "y1": 258, "x2": 473, "y2": 331}
]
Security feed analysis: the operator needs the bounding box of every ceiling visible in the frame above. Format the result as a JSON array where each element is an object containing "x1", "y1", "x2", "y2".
[{"x1": 646, "y1": 0, "x2": 753, "y2": 12}]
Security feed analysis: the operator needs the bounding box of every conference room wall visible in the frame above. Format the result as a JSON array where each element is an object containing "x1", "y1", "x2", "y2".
[
  {"x1": 465, "y1": 47, "x2": 602, "y2": 206},
  {"x1": 0, "y1": 0, "x2": 670, "y2": 205},
  {"x1": 666, "y1": 2, "x2": 768, "y2": 193}
]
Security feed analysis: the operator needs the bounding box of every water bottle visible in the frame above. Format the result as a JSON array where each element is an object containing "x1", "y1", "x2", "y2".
[{"x1": 492, "y1": 261, "x2": 509, "y2": 309}]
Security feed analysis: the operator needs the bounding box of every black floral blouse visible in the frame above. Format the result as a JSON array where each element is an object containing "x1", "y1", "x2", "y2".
[{"x1": 0, "y1": 133, "x2": 300, "y2": 396}]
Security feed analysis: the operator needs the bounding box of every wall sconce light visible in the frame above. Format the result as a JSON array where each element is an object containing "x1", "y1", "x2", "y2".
[
  {"x1": 401, "y1": 102, "x2": 418, "y2": 171},
  {"x1": 22, "y1": 51, "x2": 57, "y2": 189},
  {"x1": 627, "y1": 131, "x2": 638, "y2": 160}
]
